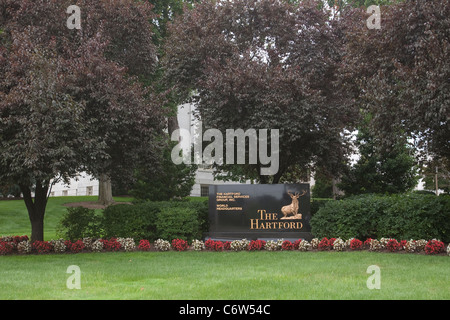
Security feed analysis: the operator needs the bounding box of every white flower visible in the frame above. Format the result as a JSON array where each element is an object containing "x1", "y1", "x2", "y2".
[
  {"x1": 17, "y1": 240, "x2": 32, "y2": 254},
  {"x1": 297, "y1": 240, "x2": 310, "y2": 252},
  {"x1": 51, "y1": 239, "x2": 66, "y2": 253},
  {"x1": 333, "y1": 238, "x2": 345, "y2": 252},
  {"x1": 230, "y1": 239, "x2": 249, "y2": 251},
  {"x1": 191, "y1": 239, "x2": 205, "y2": 251},
  {"x1": 91, "y1": 239, "x2": 104, "y2": 252},
  {"x1": 117, "y1": 238, "x2": 136, "y2": 252},
  {"x1": 154, "y1": 239, "x2": 171, "y2": 251}
]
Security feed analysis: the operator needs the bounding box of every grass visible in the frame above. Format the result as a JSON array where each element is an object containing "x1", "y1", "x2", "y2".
[
  {"x1": 0, "y1": 196, "x2": 449, "y2": 300},
  {"x1": 0, "y1": 196, "x2": 132, "y2": 240},
  {"x1": 0, "y1": 250, "x2": 448, "y2": 300}
]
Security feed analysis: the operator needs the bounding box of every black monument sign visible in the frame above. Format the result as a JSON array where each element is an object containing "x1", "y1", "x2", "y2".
[{"x1": 208, "y1": 184, "x2": 312, "y2": 240}]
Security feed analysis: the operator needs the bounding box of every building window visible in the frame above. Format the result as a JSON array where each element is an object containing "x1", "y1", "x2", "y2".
[
  {"x1": 86, "y1": 186, "x2": 93, "y2": 196},
  {"x1": 200, "y1": 185, "x2": 209, "y2": 197}
]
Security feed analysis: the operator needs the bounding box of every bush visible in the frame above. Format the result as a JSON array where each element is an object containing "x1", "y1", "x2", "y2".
[
  {"x1": 349, "y1": 238, "x2": 362, "y2": 250},
  {"x1": 310, "y1": 194, "x2": 450, "y2": 242},
  {"x1": 172, "y1": 239, "x2": 189, "y2": 251},
  {"x1": 70, "y1": 240, "x2": 85, "y2": 253},
  {"x1": 191, "y1": 239, "x2": 206, "y2": 251},
  {"x1": 57, "y1": 207, "x2": 103, "y2": 241},
  {"x1": 138, "y1": 239, "x2": 151, "y2": 251},
  {"x1": 424, "y1": 240, "x2": 445, "y2": 255},
  {"x1": 248, "y1": 240, "x2": 266, "y2": 251},
  {"x1": 0, "y1": 241, "x2": 14, "y2": 255},
  {"x1": 386, "y1": 239, "x2": 400, "y2": 252},
  {"x1": 318, "y1": 237, "x2": 331, "y2": 251},
  {"x1": 32, "y1": 241, "x2": 53, "y2": 254},
  {"x1": 154, "y1": 239, "x2": 171, "y2": 251},
  {"x1": 156, "y1": 206, "x2": 201, "y2": 241},
  {"x1": 102, "y1": 203, "x2": 159, "y2": 241},
  {"x1": 101, "y1": 238, "x2": 122, "y2": 252},
  {"x1": 281, "y1": 240, "x2": 294, "y2": 251},
  {"x1": 101, "y1": 199, "x2": 208, "y2": 242}
]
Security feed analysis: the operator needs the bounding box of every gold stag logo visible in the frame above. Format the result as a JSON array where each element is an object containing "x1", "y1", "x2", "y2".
[{"x1": 280, "y1": 190, "x2": 306, "y2": 220}]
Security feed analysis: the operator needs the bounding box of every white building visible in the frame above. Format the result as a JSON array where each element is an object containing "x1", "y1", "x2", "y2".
[
  {"x1": 49, "y1": 103, "x2": 250, "y2": 198},
  {"x1": 49, "y1": 172, "x2": 98, "y2": 197},
  {"x1": 177, "y1": 103, "x2": 252, "y2": 197}
]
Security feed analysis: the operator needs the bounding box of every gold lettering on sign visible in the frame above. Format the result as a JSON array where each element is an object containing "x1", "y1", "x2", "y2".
[{"x1": 250, "y1": 209, "x2": 303, "y2": 230}]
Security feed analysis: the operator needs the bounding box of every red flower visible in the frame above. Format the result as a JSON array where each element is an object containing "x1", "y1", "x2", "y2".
[
  {"x1": 70, "y1": 240, "x2": 85, "y2": 253},
  {"x1": 171, "y1": 239, "x2": 188, "y2": 251},
  {"x1": 0, "y1": 241, "x2": 14, "y2": 255},
  {"x1": 248, "y1": 240, "x2": 266, "y2": 251},
  {"x1": 205, "y1": 238, "x2": 215, "y2": 250},
  {"x1": 318, "y1": 237, "x2": 331, "y2": 251},
  {"x1": 282, "y1": 240, "x2": 293, "y2": 251},
  {"x1": 101, "y1": 238, "x2": 122, "y2": 251},
  {"x1": 138, "y1": 239, "x2": 151, "y2": 251},
  {"x1": 350, "y1": 238, "x2": 363, "y2": 250},
  {"x1": 425, "y1": 240, "x2": 444, "y2": 255},
  {"x1": 32, "y1": 240, "x2": 53, "y2": 254},
  {"x1": 386, "y1": 239, "x2": 400, "y2": 252},
  {"x1": 214, "y1": 241, "x2": 224, "y2": 251}
]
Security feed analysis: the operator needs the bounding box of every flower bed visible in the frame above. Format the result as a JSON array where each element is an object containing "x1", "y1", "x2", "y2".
[{"x1": 0, "y1": 235, "x2": 448, "y2": 256}]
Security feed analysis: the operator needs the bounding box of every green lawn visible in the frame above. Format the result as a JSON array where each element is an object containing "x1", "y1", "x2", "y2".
[
  {"x1": 0, "y1": 196, "x2": 132, "y2": 240},
  {"x1": 0, "y1": 250, "x2": 448, "y2": 300},
  {"x1": 0, "y1": 197, "x2": 449, "y2": 300}
]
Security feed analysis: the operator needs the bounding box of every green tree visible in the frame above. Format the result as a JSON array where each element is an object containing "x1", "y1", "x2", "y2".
[
  {"x1": 130, "y1": 143, "x2": 197, "y2": 201},
  {"x1": 339, "y1": 124, "x2": 419, "y2": 196},
  {"x1": 0, "y1": 0, "x2": 164, "y2": 241},
  {"x1": 338, "y1": 0, "x2": 449, "y2": 170},
  {"x1": 163, "y1": 0, "x2": 357, "y2": 183}
]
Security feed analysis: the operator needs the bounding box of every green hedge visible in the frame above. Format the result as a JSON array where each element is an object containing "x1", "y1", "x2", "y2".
[
  {"x1": 58, "y1": 199, "x2": 208, "y2": 242},
  {"x1": 57, "y1": 207, "x2": 103, "y2": 241},
  {"x1": 102, "y1": 199, "x2": 208, "y2": 241},
  {"x1": 310, "y1": 194, "x2": 450, "y2": 242}
]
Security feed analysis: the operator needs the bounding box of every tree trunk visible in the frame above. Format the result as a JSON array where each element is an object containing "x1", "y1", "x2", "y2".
[
  {"x1": 98, "y1": 173, "x2": 114, "y2": 206},
  {"x1": 20, "y1": 182, "x2": 49, "y2": 243},
  {"x1": 332, "y1": 177, "x2": 339, "y2": 200},
  {"x1": 168, "y1": 113, "x2": 179, "y2": 136}
]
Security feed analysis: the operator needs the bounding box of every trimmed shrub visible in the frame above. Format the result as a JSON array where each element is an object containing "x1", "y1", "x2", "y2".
[
  {"x1": 102, "y1": 203, "x2": 159, "y2": 241},
  {"x1": 310, "y1": 194, "x2": 450, "y2": 242},
  {"x1": 57, "y1": 207, "x2": 103, "y2": 241},
  {"x1": 155, "y1": 206, "x2": 200, "y2": 241},
  {"x1": 101, "y1": 200, "x2": 208, "y2": 242}
]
